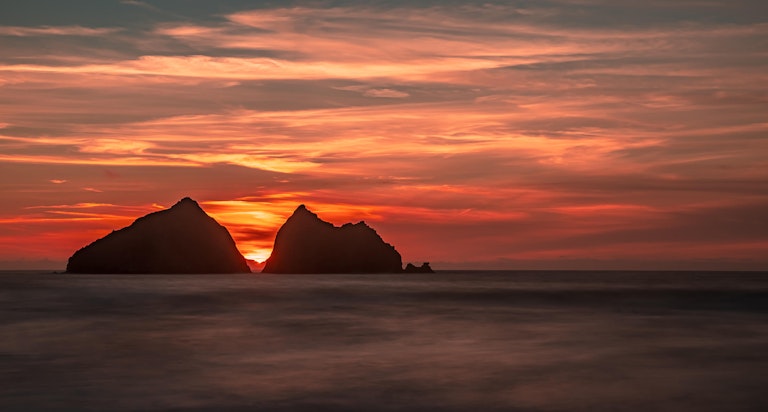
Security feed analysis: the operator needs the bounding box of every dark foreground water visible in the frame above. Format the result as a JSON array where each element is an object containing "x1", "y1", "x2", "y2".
[{"x1": 1, "y1": 271, "x2": 767, "y2": 412}]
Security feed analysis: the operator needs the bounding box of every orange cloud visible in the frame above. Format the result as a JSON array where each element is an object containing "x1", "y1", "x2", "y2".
[{"x1": 1, "y1": 4, "x2": 767, "y2": 269}]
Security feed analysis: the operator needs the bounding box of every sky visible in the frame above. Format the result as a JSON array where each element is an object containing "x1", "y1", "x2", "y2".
[{"x1": 0, "y1": 0, "x2": 766, "y2": 270}]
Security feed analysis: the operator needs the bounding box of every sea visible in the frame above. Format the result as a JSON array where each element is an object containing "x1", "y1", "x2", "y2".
[{"x1": 1, "y1": 270, "x2": 767, "y2": 412}]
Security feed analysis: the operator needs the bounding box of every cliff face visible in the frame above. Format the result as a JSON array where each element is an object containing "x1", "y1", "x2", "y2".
[
  {"x1": 262, "y1": 205, "x2": 403, "y2": 273},
  {"x1": 66, "y1": 198, "x2": 250, "y2": 274}
]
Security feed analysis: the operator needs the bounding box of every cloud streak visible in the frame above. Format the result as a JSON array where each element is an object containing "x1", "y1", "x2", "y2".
[
  {"x1": 0, "y1": 1, "x2": 766, "y2": 269},
  {"x1": 0, "y1": 25, "x2": 120, "y2": 37}
]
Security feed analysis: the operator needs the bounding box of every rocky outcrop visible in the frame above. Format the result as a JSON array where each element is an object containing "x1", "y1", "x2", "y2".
[
  {"x1": 404, "y1": 262, "x2": 434, "y2": 273},
  {"x1": 262, "y1": 205, "x2": 403, "y2": 273},
  {"x1": 66, "y1": 197, "x2": 250, "y2": 274}
]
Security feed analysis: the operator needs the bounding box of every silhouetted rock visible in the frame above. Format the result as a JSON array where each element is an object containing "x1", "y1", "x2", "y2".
[
  {"x1": 66, "y1": 197, "x2": 250, "y2": 274},
  {"x1": 404, "y1": 262, "x2": 434, "y2": 273},
  {"x1": 262, "y1": 205, "x2": 403, "y2": 273}
]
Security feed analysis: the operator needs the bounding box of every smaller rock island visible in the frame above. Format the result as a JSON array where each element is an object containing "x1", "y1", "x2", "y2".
[
  {"x1": 404, "y1": 262, "x2": 435, "y2": 273},
  {"x1": 66, "y1": 197, "x2": 250, "y2": 274},
  {"x1": 262, "y1": 205, "x2": 405, "y2": 274}
]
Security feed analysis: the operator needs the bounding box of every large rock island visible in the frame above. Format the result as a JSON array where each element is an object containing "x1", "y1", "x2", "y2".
[
  {"x1": 66, "y1": 197, "x2": 250, "y2": 274},
  {"x1": 262, "y1": 205, "x2": 404, "y2": 273}
]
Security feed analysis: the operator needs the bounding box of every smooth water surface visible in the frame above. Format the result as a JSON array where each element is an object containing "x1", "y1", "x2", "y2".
[{"x1": 1, "y1": 271, "x2": 767, "y2": 411}]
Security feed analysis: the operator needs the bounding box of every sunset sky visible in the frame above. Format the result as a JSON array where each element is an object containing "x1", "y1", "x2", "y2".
[{"x1": 1, "y1": 0, "x2": 766, "y2": 270}]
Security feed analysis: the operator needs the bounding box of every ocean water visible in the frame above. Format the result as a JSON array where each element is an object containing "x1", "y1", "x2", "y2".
[{"x1": 1, "y1": 271, "x2": 767, "y2": 412}]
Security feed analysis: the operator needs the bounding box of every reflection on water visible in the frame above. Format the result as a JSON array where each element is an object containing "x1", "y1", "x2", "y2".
[{"x1": 1, "y1": 271, "x2": 767, "y2": 411}]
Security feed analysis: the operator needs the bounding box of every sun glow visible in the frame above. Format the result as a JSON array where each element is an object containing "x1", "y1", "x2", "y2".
[{"x1": 244, "y1": 249, "x2": 271, "y2": 263}]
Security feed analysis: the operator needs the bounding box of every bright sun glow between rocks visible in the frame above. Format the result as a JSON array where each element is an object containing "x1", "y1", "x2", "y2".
[{"x1": 244, "y1": 250, "x2": 271, "y2": 263}]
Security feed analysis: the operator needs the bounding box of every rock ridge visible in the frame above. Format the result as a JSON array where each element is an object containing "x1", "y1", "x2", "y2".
[
  {"x1": 262, "y1": 205, "x2": 404, "y2": 274},
  {"x1": 66, "y1": 197, "x2": 250, "y2": 274}
]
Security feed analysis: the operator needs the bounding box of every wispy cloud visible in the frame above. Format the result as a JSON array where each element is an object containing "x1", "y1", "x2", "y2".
[
  {"x1": 364, "y1": 88, "x2": 410, "y2": 98},
  {"x1": 0, "y1": 25, "x2": 120, "y2": 37},
  {"x1": 0, "y1": 2, "x2": 766, "y2": 268}
]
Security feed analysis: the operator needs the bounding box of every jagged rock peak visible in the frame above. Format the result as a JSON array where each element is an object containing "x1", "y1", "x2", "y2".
[
  {"x1": 175, "y1": 196, "x2": 199, "y2": 206},
  {"x1": 167, "y1": 196, "x2": 206, "y2": 211},
  {"x1": 286, "y1": 204, "x2": 333, "y2": 230},
  {"x1": 293, "y1": 204, "x2": 317, "y2": 217}
]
